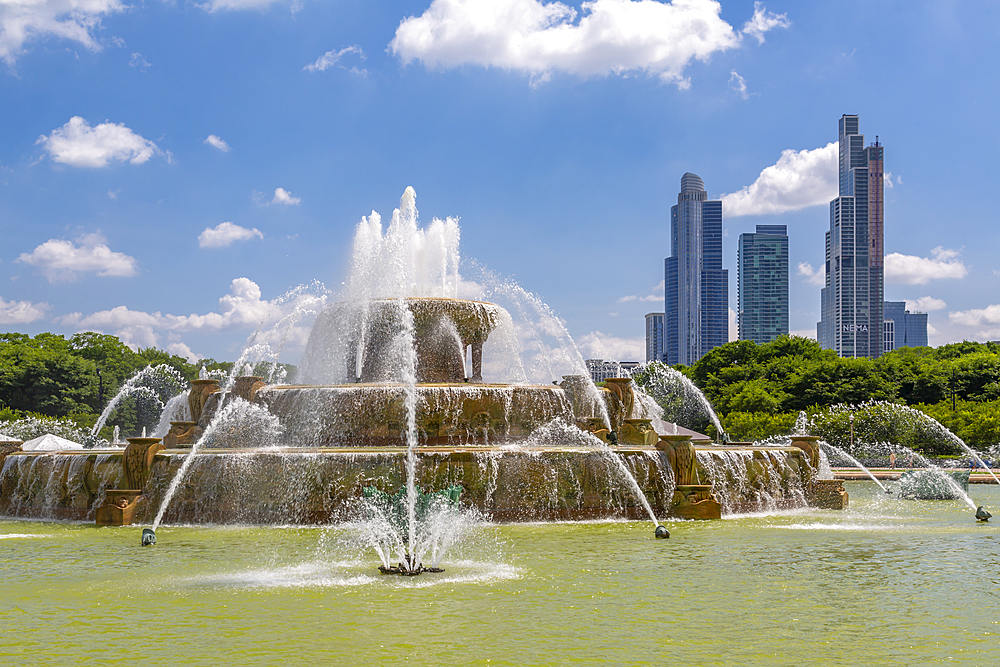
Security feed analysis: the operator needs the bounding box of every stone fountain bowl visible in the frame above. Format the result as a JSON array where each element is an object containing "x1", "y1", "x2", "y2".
[{"x1": 301, "y1": 297, "x2": 508, "y2": 384}]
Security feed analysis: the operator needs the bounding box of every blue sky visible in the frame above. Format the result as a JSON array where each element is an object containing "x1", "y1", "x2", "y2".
[{"x1": 1, "y1": 0, "x2": 998, "y2": 363}]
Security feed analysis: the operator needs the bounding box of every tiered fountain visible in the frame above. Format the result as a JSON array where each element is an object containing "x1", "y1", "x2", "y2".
[{"x1": 0, "y1": 189, "x2": 843, "y2": 561}]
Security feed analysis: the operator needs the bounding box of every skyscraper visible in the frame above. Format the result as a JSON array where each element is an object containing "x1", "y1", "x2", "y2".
[
  {"x1": 817, "y1": 115, "x2": 885, "y2": 358},
  {"x1": 664, "y1": 173, "x2": 728, "y2": 365},
  {"x1": 738, "y1": 225, "x2": 789, "y2": 344},
  {"x1": 883, "y1": 301, "x2": 929, "y2": 351},
  {"x1": 645, "y1": 312, "x2": 664, "y2": 363}
]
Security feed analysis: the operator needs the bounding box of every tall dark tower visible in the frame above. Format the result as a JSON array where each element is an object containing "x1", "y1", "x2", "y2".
[
  {"x1": 664, "y1": 173, "x2": 728, "y2": 365},
  {"x1": 818, "y1": 115, "x2": 885, "y2": 358}
]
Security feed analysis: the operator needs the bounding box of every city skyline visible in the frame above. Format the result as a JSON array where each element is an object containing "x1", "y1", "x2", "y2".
[{"x1": 1, "y1": 1, "x2": 997, "y2": 363}]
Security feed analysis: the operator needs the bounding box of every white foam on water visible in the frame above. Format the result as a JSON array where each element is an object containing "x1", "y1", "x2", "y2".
[{"x1": 0, "y1": 533, "x2": 50, "y2": 539}]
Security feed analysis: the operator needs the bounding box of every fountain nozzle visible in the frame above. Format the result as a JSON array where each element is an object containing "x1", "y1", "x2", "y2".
[
  {"x1": 976, "y1": 506, "x2": 991, "y2": 522},
  {"x1": 655, "y1": 525, "x2": 670, "y2": 539},
  {"x1": 141, "y1": 528, "x2": 156, "y2": 546}
]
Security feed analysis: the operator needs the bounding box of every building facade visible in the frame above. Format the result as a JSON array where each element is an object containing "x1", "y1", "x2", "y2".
[
  {"x1": 664, "y1": 173, "x2": 729, "y2": 365},
  {"x1": 738, "y1": 225, "x2": 789, "y2": 344},
  {"x1": 883, "y1": 301, "x2": 929, "y2": 351},
  {"x1": 818, "y1": 115, "x2": 885, "y2": 358},
  {"x1": 645, "y1": 312, "x2": 664, "y2": 363},
  {"x1": 585, "y1": 359, "x2": 640, "y2": 383}
]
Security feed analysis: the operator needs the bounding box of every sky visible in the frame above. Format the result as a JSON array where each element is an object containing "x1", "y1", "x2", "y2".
[{"x1": 1, "y1": 0, "x2": 999, "y2": 364}]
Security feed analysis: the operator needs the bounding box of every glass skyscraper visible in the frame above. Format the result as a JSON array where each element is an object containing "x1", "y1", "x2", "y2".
[
  {"x1": 664, "y1": 173, "x2": 728, "y2": 365},
  {"x1": 883, "y1": 301, "x2": 929, "y2": 351},
  {"x1": 738, "y1": 225, "x2": 789, "y2": 344},
  {"x1": 818, "y1": 115, "x2": 885, "y2": 358},
  {"x1": 645, "y1": 312, "x2": 664, "y2": 363}
]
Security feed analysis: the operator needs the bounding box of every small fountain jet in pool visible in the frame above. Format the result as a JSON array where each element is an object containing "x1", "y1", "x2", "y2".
[
  {"x1": 141, "y1": 528, "x2": 156, "y2": 546},
  {"x1": 379, "y1": 554, "x2": 444, "y2": 576},
  {"x1": 976, "y1": 506, "x2": 992, "y2": 522}
]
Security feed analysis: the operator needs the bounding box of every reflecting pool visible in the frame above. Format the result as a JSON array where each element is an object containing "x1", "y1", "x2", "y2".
[{"x1": 3, "y1": 482, "x2": 998, "y2": 666}]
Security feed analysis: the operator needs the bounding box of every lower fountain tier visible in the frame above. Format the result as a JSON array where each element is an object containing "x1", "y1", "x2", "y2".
[
  {"x1": 0, "y1": 446, "x2": 830, "y2": 523},
  {"x1": 255, "y1": 383, "x2": 575, "y2": 446}
]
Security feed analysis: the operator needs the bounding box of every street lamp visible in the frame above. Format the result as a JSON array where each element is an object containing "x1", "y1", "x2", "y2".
[{"x1": 849, "y1": 413, "x2": 855, "y2": 453}]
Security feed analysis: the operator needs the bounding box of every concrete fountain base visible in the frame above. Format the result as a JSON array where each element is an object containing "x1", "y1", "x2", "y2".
[{"x1": 0, "y1": 444, "x2": 832, "y2": 524}]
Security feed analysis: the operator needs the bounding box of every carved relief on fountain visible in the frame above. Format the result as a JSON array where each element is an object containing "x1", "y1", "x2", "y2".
[
  {"x1": 601, "y1": 378, "x2": 634, "y2": 434},
  {"x1": 96, "y1": 436, "x2": 164, "y2": 526},
  {"x1": 656, "y1": 433, "x2": 721, "y2": 520},
  {"x1": 163, "y1": 421, "x2": 199, "y2": 448},
  {"x1": 189, "y1": 378, "x2": 220, "y2": 424}
]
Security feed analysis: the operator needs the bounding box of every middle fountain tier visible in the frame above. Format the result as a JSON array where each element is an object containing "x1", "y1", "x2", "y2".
[{"x1": 261, "y1": 297, "x2": 575, "y2": 446}]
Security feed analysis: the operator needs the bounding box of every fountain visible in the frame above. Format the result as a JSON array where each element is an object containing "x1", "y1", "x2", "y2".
[{"x1": 0, "y1": 187, "x2": 832, "y2": 569}]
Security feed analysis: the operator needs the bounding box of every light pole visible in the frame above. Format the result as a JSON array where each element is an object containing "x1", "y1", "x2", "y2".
[{"x1": 849, "y1": 413, "x2": 855, "y2": 453}]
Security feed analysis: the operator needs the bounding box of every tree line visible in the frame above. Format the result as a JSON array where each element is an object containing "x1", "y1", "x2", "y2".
[
  {"x1": 633, "y1": 336, "x2": 1000, "y2": 453},
  {"x1": 0, "y1": 332, "x2": 233, "y2": 438}
]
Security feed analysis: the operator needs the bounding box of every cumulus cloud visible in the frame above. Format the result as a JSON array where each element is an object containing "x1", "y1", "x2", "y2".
[
  {"x1": 797, "y1": 261, "x2": 825, "y2": 287},
  {"x1": 906, "y1": 296, "x2": 946, "y2": 312},
  {"x1": 198, "y1": 0, "x2": 297, "y2": 12},
  {"x1": 0, "y1": 0, "x2": 124, "y2": 65},
  {"x1": 198, "y1": 222, "x2": 264, "y2": 248},
  {"x1": 204, "y1": 134, "x2": 230, "y2": 152},
  {"x1": 304, "y1": 45, "x2": 366, "y2": 73},
  {"x1": 728, "y1": 306, "x2": 737, "y2": 341},
  {"x1": 728, "y1": 70, "x2": 748, "y2": 99},
  {"x1": 722, "y1": 142, "x2": 837, "y2": 216},
  {"x1": 576, "y1": 331, "x2": 645, "y2": 361},
  {"x1": 618, "y1": 279, "x2": 663, "y2": 303},
  {"x1": 948, "y1": 305, "x2": 1000, "y2": 340},
  {"x1": 166, "y1": 341, "x2": 203, "y2": 363},
  {"x1": 885, "y1": 247, "x2": 968, "y2": 285},
  {"x1": 390, "y1": 0, "x2": 789, "y2": 87},
  {"x1": 37, "y1": 117, "x2": 161, "y2": 168},
  {"x1": 59, "y1": 277, "x2": 326, "y2": 351},
  {"x1": 0, "y1": 295, "x2": 49, "y2": 324},
  {"x1": 270, "y1": 187, "x2": 301, "y2": 205},
  {"x1": 17, "y1": 233, "x2": 138, "y2": 282}
]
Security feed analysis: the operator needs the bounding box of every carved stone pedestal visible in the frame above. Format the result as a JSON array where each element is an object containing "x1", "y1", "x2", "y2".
[
  {"x1": 95, "y1": 437, "x2": 165, "y2": 527},
  {"x1": 95, "y1": 489, "x2": 143, "y2": 526},
  {"x1": 163, "y1": 421, "x2": 199, "y2": 448},
  {"x1": 809, "y1": 478, "x2": 849, "y2": 509},
  {"x1": 671, "y1": 484, "x2": 722, "y2": 520}
]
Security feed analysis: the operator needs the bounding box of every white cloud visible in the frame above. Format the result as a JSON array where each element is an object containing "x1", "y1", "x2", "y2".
[
  {"x1": 0, "y1": 295, "x2": 49, "y2": 324},
  {"x1": 198, "y1": 0, "x2": 297, "y2": 12},
  {"x1": 576, "y1": 330, "x2": 645, "y2": 361},
  {"x1": 797, "y1": 261, "x2": 825, "y2": 287},
  {"x1": 728, "y1": 70, "x2": 748, "y2": 99},
  {"x1": 885, "y1": 247, "x2": 968, "y2": 285},
  {"x1": 906, "y1": 296, "x2": 946, "y2": 312},
  {"x1": 129, "y1": 52, "x2": 151, "y2": 70},
  {"x1": 741, "y1": 0, "x2": 790, "y2": 44},
  {"x1": 789, "y1": 328, "x2": 816, "y2": 340},
  {"x1": 390, "y1": 0, "x2": 789, "y2": 87},
  {"x1": 618, "y1": 279, "x2": 663, "y2": 303},
  {"x1": 166, "y1": 341, "x2": 203, "y2": 363},
  {"x1": 198, "y1": 222, "x2": 264, "y2": 248},
  {"x1": 304, "y1": 45, "x2": 365, "y2": 73},
  {"x1": 728, "y1": 306, "x2": 737, "y2": 341},
  {"x1": 270, "y1": 187, "x2": 301, "y2": 205},
  {"x1": 59, "y1": 277, "x2": 325, "y2": 351},
  {"x1": 721, "y1": 142, "x2": 837, "y2": 216},
  {"x1": 37, "y1": 117, "x2": 161, "y2": 168},
  {"x1": 0, "y1": 0, "x2": 124, "y2": 65},
  {"x1": 948, "y1": 304, "x2": 1000, "y2": 341},
  {"x1": 204, "y1": 134, "x2": 230, "y2": 152},
  {"x1": 17, "y1": 233, "x2": 138, "y2": 282}
]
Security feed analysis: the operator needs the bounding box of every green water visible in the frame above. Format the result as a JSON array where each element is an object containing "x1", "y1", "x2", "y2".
[{"x1": 3, "y1": 483, "x2": 999, "y2": 666}]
